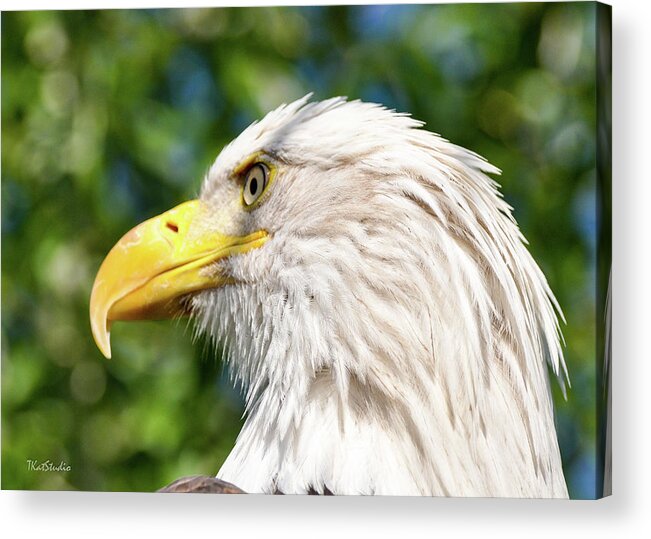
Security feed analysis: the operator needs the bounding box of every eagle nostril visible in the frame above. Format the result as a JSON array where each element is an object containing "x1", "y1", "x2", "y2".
[{"x1": 166, "y1": 221, "x2": 179, "y2": 234}]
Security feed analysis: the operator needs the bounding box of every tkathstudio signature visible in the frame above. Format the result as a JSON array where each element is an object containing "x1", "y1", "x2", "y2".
[{"x1": 26, "y1": 459, "x2": 71, "y2": 473}]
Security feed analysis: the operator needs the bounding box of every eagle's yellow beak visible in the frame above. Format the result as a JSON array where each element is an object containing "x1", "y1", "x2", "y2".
[{"x1": 89, "y1": 199, "x2": 268, "y2": 359}]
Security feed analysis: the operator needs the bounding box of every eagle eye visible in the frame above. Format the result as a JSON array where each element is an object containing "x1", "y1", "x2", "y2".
[{"x1": 243, "y1": 163, "x2": 269, "y2": 207}]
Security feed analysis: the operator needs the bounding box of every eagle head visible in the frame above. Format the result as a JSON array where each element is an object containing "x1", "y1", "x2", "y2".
[{"x1": 90, "y1": 96, "x2": 568, "y2": 497}]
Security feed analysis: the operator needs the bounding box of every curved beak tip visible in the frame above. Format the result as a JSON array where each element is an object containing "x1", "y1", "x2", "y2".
[
  {"x1": 101, "y1": 344, "x2": 112, "y2": 360},
  {"x1": 99, "y1": 335, "x2": 112, "y2": 360},
  {"x1": 90, "y1": 313, "x2": 112, "y2": 359}
]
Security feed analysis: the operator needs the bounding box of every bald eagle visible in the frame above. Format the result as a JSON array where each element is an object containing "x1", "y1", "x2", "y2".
[{"x1": 90, "y1": 96, "x2": 568, "y2": 497}]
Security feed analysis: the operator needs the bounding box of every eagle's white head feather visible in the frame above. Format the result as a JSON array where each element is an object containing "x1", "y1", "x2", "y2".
[{"x1": 189, "y1": 96, "x2": 568, "y2": 497}]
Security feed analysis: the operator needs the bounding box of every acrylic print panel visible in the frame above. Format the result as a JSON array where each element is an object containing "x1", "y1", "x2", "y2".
[{"x1": 1, "y1": 2, "x2": 611, "y2": 498}]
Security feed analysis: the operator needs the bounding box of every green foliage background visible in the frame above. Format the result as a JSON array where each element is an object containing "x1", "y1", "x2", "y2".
[{"x1": 2, "y1": 3, "x2": 599, "y2": 497}]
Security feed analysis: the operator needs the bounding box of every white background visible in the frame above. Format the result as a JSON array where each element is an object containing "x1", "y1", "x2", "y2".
[{"x1": 1, "y1": 0, "x2": 649, "y2": 537}]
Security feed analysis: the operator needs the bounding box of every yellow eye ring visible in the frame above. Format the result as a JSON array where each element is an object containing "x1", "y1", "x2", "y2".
[
  {"x1": 237, "y1": 153, "x2": 277, "y2": 210},
  {"x1": 243, "y1": 163, "x2": 269, "y2": 206}
]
